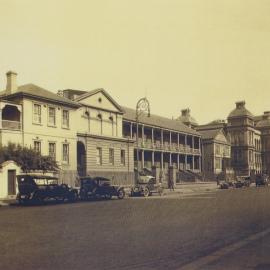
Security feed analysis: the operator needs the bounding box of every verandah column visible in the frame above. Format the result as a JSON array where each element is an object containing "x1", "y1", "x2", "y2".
[
  {"x1": 142, "y1": 150, "x2": 145, "y2": 169},
  {"x1": 130, "y1": 122, "x2": 133, "y2": 138}
]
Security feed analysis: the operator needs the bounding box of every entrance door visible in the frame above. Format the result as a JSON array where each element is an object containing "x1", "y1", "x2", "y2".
[{"x1": 8, "y1": 170, "x2": 16, "y2": 195}]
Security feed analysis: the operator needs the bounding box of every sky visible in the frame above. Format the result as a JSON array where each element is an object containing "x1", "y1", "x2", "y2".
[{"x1": 0, "y1": 0, "x2": 270, "y2": 124}]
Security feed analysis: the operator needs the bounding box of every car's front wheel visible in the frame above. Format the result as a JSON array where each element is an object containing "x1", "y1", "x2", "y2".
[
  {"x1": 68, "y1": 191, "x2": 78, "y2": 203},
  {"x1": 117, "y1": 189, "x2": 125, "y2": 199},
  {"x1": 142, "y1": 187, "x2": 150, "y2": 197},
  {"x1": 158, "y1": 187, "x2": 164, "y2": 196}
]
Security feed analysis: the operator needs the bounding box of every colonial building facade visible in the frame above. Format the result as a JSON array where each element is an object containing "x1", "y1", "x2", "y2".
[
  {"x1": 122, "y1": 107, "x2": 202, "y2": 185},
  {"x1": 1, "y1": 70, "x2": 269, "y2": 199},
  {"x1": 61, "y1": 88, "x2": 134, "y2": 186},
  {"x1": 0, "y1": 71, "x2": 80, "y2": 193}
]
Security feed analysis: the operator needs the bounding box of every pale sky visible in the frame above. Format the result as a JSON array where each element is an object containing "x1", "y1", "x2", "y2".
[{"x1": 0, "y1": 0, "x2": 270, "y2": 124}]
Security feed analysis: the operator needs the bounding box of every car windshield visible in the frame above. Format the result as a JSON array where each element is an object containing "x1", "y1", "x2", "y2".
[
  {"x1": 17, "y1": 175, "x2": 59, "y2": 185},
  {"x1": 34, "y1": 178, "x2": 58, "y2": 185}
]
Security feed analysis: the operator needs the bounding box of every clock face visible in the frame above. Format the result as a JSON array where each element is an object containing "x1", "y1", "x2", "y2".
[{"x1": 137, "y1": 98, "x2": 150, "y2": 115}]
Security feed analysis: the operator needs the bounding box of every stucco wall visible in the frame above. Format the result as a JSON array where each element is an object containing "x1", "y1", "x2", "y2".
[{"x1": 0, "y1": 161, "x2": 21, "y2": 199}]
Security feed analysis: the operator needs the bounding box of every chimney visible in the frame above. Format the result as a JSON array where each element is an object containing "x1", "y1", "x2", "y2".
[
  {"x1": 181, "y1": 108, "x2": 190, "y2": 117},
  {"x1": 6, "y1": 71, "x2": 18, "y2": 93},
  {"x1": 263, "y1": 111, "x2": 270, "y2": 119},
  {"x1": 236, "y1": 100, "x2": 245, "y2": 109}
]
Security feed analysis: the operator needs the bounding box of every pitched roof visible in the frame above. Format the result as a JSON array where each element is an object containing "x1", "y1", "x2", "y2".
[
  {"x1": 199, "y1": 129, "x2": 222, "y2": 140},
  {"x1": 0, "y1": 84, "x2": 80, "y2": 108},
  {"x1": 122, "y1": 106, "x2": 200, "y2": 136},
  {"x1": 197, "y1": 120, "x2": 227, "y2": 131},
  {"x1": 74, "y1": 88, "x2": 123, "y2": 112},
  {"x1": 256, "y1": 112, "x2": 270, "y2": 128}
]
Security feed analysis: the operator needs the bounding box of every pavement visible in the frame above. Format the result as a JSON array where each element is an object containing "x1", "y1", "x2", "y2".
[{"x1": 0, "y1": 181, "x2": 218, "y2": 206}]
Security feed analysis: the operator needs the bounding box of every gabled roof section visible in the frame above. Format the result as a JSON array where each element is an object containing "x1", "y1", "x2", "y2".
[
  {"x1": 74, "y1": 88, "x2": 124, "y2": 113},
  {"x1": 122, "y1": 106, "x2": 200, "y2": 136},
  {"x1": 199, "y1": 128, "x2": 229, "y2": 143},
  {"x1": 0, "y1": 84, "x2": 80, "y2": 108}
]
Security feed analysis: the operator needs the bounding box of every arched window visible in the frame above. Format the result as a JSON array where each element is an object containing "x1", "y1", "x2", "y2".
[
  {"x1": 109, "y1": 116, "x2": 114, "y2": 136},
  {"x1": 97, "y1": 113, "x2": 102, "y2": 134}
]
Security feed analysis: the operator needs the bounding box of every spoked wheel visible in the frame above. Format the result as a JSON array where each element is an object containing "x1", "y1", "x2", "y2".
[
  {"x1": 143, "y1": 187, "x2": 150, "y2": 197},
  {"x1": 117, "y1": 189, "x2": 125, "y2": 199}
]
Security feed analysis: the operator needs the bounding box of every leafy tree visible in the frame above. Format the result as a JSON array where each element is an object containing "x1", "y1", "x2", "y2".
[{"x1": 0, "y1": 143, "x2": 58, "y2": 172}]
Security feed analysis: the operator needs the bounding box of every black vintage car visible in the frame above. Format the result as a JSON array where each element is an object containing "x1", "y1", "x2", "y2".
[
  {"x1": 79, "y1": 176, "x2": 125, "y2": 200},
  {"x1": 255, "y1": 174, "x2": 269, "y2": 187},
  {"x1": 131, "y1": 176, "x2": 164, "y2": 197},
  {"x1": 234, "y1": 176, "x2": 251, "y2": 188},
  {"x1": 16, "y1": 174, "x2": 78, "y2": 204}
]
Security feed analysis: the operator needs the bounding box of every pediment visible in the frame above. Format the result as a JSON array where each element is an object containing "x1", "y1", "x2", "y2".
[{"x1": 76, "y1": 89, "x2": 123, "y2": 113}]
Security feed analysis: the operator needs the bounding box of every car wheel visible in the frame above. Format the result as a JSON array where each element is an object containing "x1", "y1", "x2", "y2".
[
  {"x1": 68, "y1": 191, "x2": 78, "y2": 203},
  {"x1": 143, "y1": 187, "x2": 150, "y2": 197},
  {"x1": 117, "y1": 189, "x2": 125, "y2": 199},
  {"x1": 79, "y1": 190, "x2": 88, "y2": 201},
  {"x1": 158, "y1": 188, "x2": 164, "y2": 196}
]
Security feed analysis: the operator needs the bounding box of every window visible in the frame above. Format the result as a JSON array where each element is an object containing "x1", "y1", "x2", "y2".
[
  {"x1": 120, "y1": 149, "x2": 125, "y2": 165},
  {"x1": 48, "y1": 107, "x2": 56, "y2": 126},
  {"x1": 49, "y1": 142, "x2": 56, "y2": 160},
  {"x1": 109, "y1": 148, "x2": 114, "y2": 165},
  {"x1": 34, "y1": 141, "x2": 41, "y2": 153},
  {"x1": 33, "y1": 104, "x2": 41, "y2": 124},
  {"x1": 215, "y1": 157, "x2": 221, "y2": 169},
  {"x1": 62, "y1": 110, "x2": 69, "y2": 128},
  {"x1": 62, "y1": 144, "x2": 69, "y2": 163},
  {"x1": 96, "y1": 147, "x2": 102, "y2": 165},
  {"x1": 215, "y1": 144, "x2": 221, "y2": 155}
]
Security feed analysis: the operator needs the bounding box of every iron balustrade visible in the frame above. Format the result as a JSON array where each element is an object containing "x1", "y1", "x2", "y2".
[{"x1": 2, "y1": 120, "x2": 21, "y2": 130}]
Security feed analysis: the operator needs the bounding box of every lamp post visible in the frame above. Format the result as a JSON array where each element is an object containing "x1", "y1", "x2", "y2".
[{"x1": 135, "y1": 97, "x2": 150, "y2": 182}]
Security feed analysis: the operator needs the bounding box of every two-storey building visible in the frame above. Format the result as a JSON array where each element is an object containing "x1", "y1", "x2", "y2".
[
  {"x1": 60, "y1": 89, "x2": 134, "y2": 186},
  {"x1": 0, "y1": 71, "x2": 80, "y2": 198},
  {"x1": 122, "y1": 107, "x2": 202, "y2": 185}
]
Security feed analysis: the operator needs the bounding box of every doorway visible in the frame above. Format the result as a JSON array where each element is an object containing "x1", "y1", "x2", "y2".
[
  {"x1": 77, "y1": 141, "x2": 86, "y2": 176},
  {"x1": 8, "y1": 170, "x2": 16, "y2": 195}
]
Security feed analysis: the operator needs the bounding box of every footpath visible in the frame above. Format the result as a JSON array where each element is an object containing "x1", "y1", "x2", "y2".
[{"x1": 163, "y1": 181, "x2": 218, "y2": 196}]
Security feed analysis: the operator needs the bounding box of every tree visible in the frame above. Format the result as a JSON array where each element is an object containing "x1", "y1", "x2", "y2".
[{"x1": 0, "y1": 143, "x2": 58, "y2": 172}]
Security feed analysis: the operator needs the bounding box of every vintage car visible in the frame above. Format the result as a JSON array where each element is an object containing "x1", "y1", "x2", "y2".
[
  {"x1": 16, "y1": 174, "x2": 78, "y2": 204},
  {"x1": 234, "y1": 176, "x2": 251, "y2": 188},
  {"x1": 131, "y1": 176, "x2": 164, "y2": 197},
  {"x1": 219, "y1": 181, "x2": 230, "y2": 189},
  {"x1": 79, "y1": 176, "x2": 125, "y2": 200},
  {"x1": 255, "y1": 174, "x2": 269, "y2": 187}
]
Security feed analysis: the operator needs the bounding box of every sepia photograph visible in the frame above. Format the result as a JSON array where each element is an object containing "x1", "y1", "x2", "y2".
[{"x1": 0, "y1": 0, "x2": 270, "y2": 269}]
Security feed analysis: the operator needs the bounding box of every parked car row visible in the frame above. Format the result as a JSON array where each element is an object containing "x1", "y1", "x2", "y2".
[
  {"x1": 16, "y1": 175, "x2": 126, "y2": 205},
  {"x1": 16, "y1": 174, "x2": 164, "y2": 205},
  {"x1": 219, "y1": 174, "x2": 269, "y2": 189}
]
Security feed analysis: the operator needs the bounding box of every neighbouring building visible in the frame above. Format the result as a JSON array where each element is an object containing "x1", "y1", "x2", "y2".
[
  {"x1": 197, "y1": 128, "x2": 231, "y2": 179},
  {"x1": 255, "y1": 111, "x2": 270, "y2": 174},
  {"x1": 122, "y1": 107, "x2": 202, "y2": 186},
  {"x1": 60, "y1": 88, "x2": 135, "y2": 186},
  {"x1": 0, "y1": 71, "x2": 80, "y2": 189},
  {"x1": 227, "y1": 101, "x2": 262, "y2": 176}
]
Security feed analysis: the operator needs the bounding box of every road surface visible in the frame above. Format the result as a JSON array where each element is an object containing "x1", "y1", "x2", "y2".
[{"x1": 1, "y1": 186, "x2": 270, "y2": 270}]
